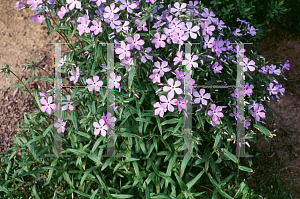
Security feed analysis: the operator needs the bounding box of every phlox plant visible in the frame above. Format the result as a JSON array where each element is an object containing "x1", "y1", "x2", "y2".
[{"x1": 0, "y1": 0, "x2": 291, "y2": 198}]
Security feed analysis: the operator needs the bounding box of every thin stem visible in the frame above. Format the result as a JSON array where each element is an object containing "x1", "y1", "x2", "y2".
[{"x1": 34, "y1": 65, "x2": 53, "y2": 79}]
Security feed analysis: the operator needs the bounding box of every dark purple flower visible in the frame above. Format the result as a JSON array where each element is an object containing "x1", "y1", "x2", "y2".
[{"x1": 175, "y1": 96, "x2": 186, "y2": 112}]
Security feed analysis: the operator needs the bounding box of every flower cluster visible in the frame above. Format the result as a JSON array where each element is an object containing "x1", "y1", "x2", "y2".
[{"x1": 14, "y1": 0, "x2": 290, "y2": 144}]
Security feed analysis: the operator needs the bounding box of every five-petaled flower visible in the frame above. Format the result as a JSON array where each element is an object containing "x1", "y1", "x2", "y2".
[
  {"x1": 90, "y1": 20, "x2": 103, "y2": 35},
  {"x1": 119, "y1": 0, "x2": 137, "y2": 13},
  {"x1": 163, "y1": 78, "x2": 183, "y2": 97},
  {"x1": 40, "y1": 96, "x2": 56, "y2": 115},
  {"x1": 27, "y1": 0, "x2": 42, "y2": 9},
  {"x1": 93, "y1": 118, "x2": 108, "y2": 136},
  {"x1": 62, "y1": 95, "x2": 74, "y2": 111},
  {"x1": 151, "y1": 33, "x2": 167, "y2": 49},
  {"x1": 66, "y1": 0, "x2": 81, "y2": 10},
  {"x1": 69, "y1": 66, "x2": 81, "y2": 84},
  {"x1": 182, "y1": 53, "x2": 198, "y2": 70},
  {"x1": 208, "y1": 104, "x2": 224, "y2": 127},
  {"x1": 126, "y1": 33, "x2": 145, "y2": 50},
  {"x1": 103, "y1": 3, "x2": 119, "y2": 19},
  {"x1": 252, "y1": 103, "x2": 266, "y2": 122},
  {"x1": 170, "y1": 2, "x2": 187, "y2": 16},
  {"x1": 108, "y1": 72, "x2": 122, "y2": 89},
  {"x1": 54, "y1": 118, "x2": 66, "y2": 133},
  {"x1": 159, "y1": 91, "x2": 178, "y2": 112},
  {"x1": 240, "y1": 57, "x2": 256, "y2": 72},
  {"x1": 153, "y1": 61, "x2": 171, "y2": 77},
  {"x1": 115, "y1": 41, "x2": 131, "y2": 60},
  {"x1": 193, "y1": 89, "x2": 211, "y2": 106},
  {"x1": 86, "y1": 75, "x2": 103, "y2": 92},
  {"x1": 153, "y1": 102, "x2": 167, "y2": 118}
]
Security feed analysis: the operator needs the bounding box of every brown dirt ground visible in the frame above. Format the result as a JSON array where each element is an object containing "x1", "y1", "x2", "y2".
[{"x1": 1, "y1": 0, "x2": 300, "y2": 198}]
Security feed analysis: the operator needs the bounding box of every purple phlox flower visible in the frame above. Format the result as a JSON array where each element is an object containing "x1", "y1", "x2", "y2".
[
  {"x1": 90, "y1": 0, "x2": 106, "y2": 7},
  {"x1": 39, "y1": 92, "x2": 47, "y2": 98},
  {"x1": 62, "y1": 95, "x2": 74, "y2": 111},
  {"x1": 153, "y1": 102, "x2": 167, "y2": 118},
  {"x1": 152, "y1": 33, "x2": 167, "y2": 49},
  {"x1": 90, "y1": 20, "x2": 103, "y2": 35},
  {"x1": 212, "y1": 40, "x2": 226, "y2": 57},
  {"x1": 27, "y1": 0, "x2": 43, "y2": 9},
  {"x1": 108, "y1": 72, "x2": 121, "y2": 89},
  {"x1": 159, "y1": 91, "x2": 178, "y2": 112},
  {"x1": 40, "y1": 96, "x2": 56, "y2": 115},
  {"x1": 182, "y1": 53, "x2": 198, "y2": 70},
  {"x1": 140, "y1": 47, "x2": 153, "y2": 63},
  {"x1": 173, "y1": 50, "x2": 184, "y2": 65},
  {"x1": 77, "y1": 14, "x2": 91, "y2": 36},
  {"x1": 235, "y1": 45, "x2": 246, "y2": 58},
  {"x1": 163, "y1": 28, "x2": 175, "y2": 44},
  {"x1": 244, "y1": 118, "x2": 251, "y2": 129},
  {"x1": 116, "y1": 20, "x2": 130, "y2": 33},
  {"x1": 115, "y1": 41, "x2": 131, "y2": 60},
  {"x1": 212, "y1": 62, "x2": 223, "y2": 74},
  {"x1": 237, "y1": 18, "x2": 249, "y2": 24},
  {"x1": 54, "y1": 118, "x2": 67, "y2": 133},
  {"x1": 153, "y1": 61, "x2": 171, "y2": 77},
  {"x1": 102, "y1": 112, "x2": 116, "y2": 129},
  {"x1": 267, "y1": 64, "x2": 281, "y2": 75},
  {"x1": 86, "y1": 75, "x2": 103, "y2": 92},
  {"x1": 203, "y1": 35, "x2": 215, "y2": 49},
  {"x1": 163, "y1": 78, "x2": 183, "y2": 97},
  {"x1": 244, "y1": 82, "x2": 254, "y2": 97},
  {"x1": 173, "y1": 69, "x2": 186, "y2": 83},
  {"x1": 146, "y1": 0, "x2": 156, "y2": 4},
  {"x1": 168, "y1": 18, "x2": 185, "y2": 32},
  {"x1": 58, "y1": 5, "x2": 69, "y2": 19},
  {"x1": 231, "y1": 88, "x2": 244, "y2": 100},
  {"x1": 69, "y1": 67, "x2": 81, "y2": 84},
  {"x1": 201, "y1": 8, "x2": 216, "y2": 23},
  {"x1": 14, "y1": 0, "x2": 25, "y2": 9},
  {"x1": 252, "y1": 103, "x2": 266, "y2": 122},
  {"x1": 66, "y1": 0, "x2": 81, "y2": 10},
  {"x1": 103, "y1": 3, "x2": 120, "y2": 19},
  {"x1": 119, "y1": 0, "x2": 137, "y2": 13},
  {"x1": 181, "y1": 22, "x2": 200, "y2": 39},
  {"x1": 170, "y1": 2, "x2": 187, "y2": 16},
  {"x1": 233, "y1": 28, "x2": 242, "y2": 37},
  {"x1": 104, "y1": 14, "x2": 122, "y2": 29},
  {"x1": 93, "y1": 118, "x2": 108, "y2": 136},
  {"x1": 135, "y1": 19, "x2": 148, "y2": 31},
  {"x1": 126, "y1": 33, "x2": 145, "y2": 50},
  {"x1": 201, "y1": 20, "x2": 215, "y2": 36},
  {"x1": 259, "y1": 66, "x2": 268, "y2": 74},
  {"x1": 208, "y1": 104, "x2": 224, "y2": 126},
  {"x1": 149, "y1": 71, "x2": 161, "y2": 84},
  {"x1": 247, "y1": 24, "x2": 258, "y2": 36},
  {"x1": 281, "y1": 60, "x2": 290, "y2": 71},
  {"x1": 267, "y1": 83, "x2": 278, "y2": 96},
  {"x1": 214, "y1": 18, "x2": 226, "y2": 30},
  {"x1": 175, "y1": 96, "x2": 187, "y2": 112},
  {"x1": 193, "y1": 88, "x2": 211, "y2": 105},
  {"x1": 240, "y1": 57, "x2": 256, "y2": 72},
  {"x1": 275, "y1": 84, "x2": 285, "y2": 96},
  {"x1": 32, "y1": 13, "x2": 45, "y2": 24}
]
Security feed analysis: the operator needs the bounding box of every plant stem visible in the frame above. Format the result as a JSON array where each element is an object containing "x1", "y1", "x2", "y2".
[{"x1": 34, "y1": 65, "x2": 53, "y2": 79}]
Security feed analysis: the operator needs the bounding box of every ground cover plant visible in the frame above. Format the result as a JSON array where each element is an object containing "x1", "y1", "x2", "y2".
[{"x1": 0, "y1": 0, "x2": 292, "y2": 198}]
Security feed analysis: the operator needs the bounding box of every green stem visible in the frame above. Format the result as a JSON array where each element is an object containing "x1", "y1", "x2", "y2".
[{"x1": 34, "y1": 65, "x2": 53, "y2": 79}]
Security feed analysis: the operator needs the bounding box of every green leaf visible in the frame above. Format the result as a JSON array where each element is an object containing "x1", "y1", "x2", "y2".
[
  {"x1": 128, "y1": 66, "x2": 137, "y2": 89},
  {"x1": 221, "y1": 148, "x2": 238, "y2": 163},
  {"x1": 180, "y1": 155, "x2": 191, "y2": 178},
  {"x1": 75, "y1": 131, "x2": 91, "y2": 139},
  {"x1": 220, "y1": 173, "x2": 235, "y2": 186},
  {"x1": 9, "y1": 83, "x2": 24, "y2": 88},
  {"x1": 74, "y1": 190, "x2": 91, "y2": 198},
  {"x1": 174, "y1": 172, "x2": 188, "y2": 191},
  {"x1": 186, "y1": 170, "x2": 205, "y2": 190},
  {"x1": 208, "y1": 173, "x2": 220, "y2": 188},
  {"x1": 217, "y1": 188, "x2": 233, "y2": 199},
  {"x1": 46, "y1": 159, "x2": 58, "y2": 185},
  {"x1": 138, "y1": 17, "x2": 148, "y2": 28},
  {"x1": 69, "y1": 23, "x2": 79, "y2": 40},
  {"x1": 160, "y1": 118, "x2": 179, "y2": 126},
  {"x1": 90, "y1": 188, "x2": 99, "y2": 199},
  {"x1": 132, "y1": 161, "x2": 141, "y2": 182},
  {"x1": 29, "y1": 21, "x2": 35, "y2": 30},
  {"x1": 213, "y1": 133, "x2": 221, "y2": 149},
  {"x1": 40, "y1": 77, "x2": 54, "y2": 82},
  {"x1": 238, "y1": 165, "x2": 253, "y2": 173},
  {"x1": 111, "y1": 194, "x2": 134, "y2": 198},
  {"x1": 253, "y1": 123, "x2": 273, "y2": 138},
  {"x1": 43, "y1": 123, "x2": 54, "y2": 137},
  {"x1": 80, "y1": 166, "x2": 100, "y2": 186},
  {"x1": 57, "y1": 25, "x2": 71, "y2": 31},
  {"x1": 135, "y1": 117, "x2": 153, "y2": 124},
  {"x1": 71, "y1": 111, "x2": 79, "y2": 130},
  {"x1": 44, "y1": 18, "x2": 52, "y2": 34},
  {"x1": 0, "y1": 185, "x2": 13, "y2": 198},
  {"x1": 63, "y1": 172, "x2": 73, "y2": 188},
  {"x1": 34, "y1": 89, "x2": 42, "y2": 109},
  {"x1": 32, "y1": 184, "x2": 40, "y2": 199}
]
